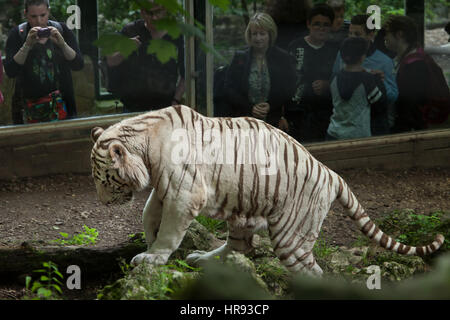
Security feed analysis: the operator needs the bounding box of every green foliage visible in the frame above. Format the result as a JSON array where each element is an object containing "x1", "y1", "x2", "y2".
[
  {"x1": 425, "y1": 0, "x2": 450, "y2": 23},
  {"x1": 128, "y1": 231, "x2": 145, "y2": 243},
  {"x1": 98, "y1": 259, "x2": 199, "y2": 300},
  {"x1": 313, "y1": 233, "x2": 338, "y2": 260},
  {"x1": 377, "y1": 210, "x2": 450, "y2": 251},
  {"x1": 53, "y1": 225, "x2": 99, "y2": 246},
  {"x1": 209, "y1": 0, "x2": 232, "y2": 11},
  {"x1": 25, "y1": 261, "x2": 64, "y2": 300},
  {"x1": 314, "y1": 0, "x2": 449, "y2": 24},
  {"x1": 169, "y1": 259, "x2": 202, "y2": 273},
  {"x1": 94, "y1": 34, "x2": 138, "y2": 59},
  {"x1": 95, "y1": 0, "x2": 228, "y2": 63},
  {"x1": 147, "y1": 38, "x2": 178, "y2": 63},
  {"x1": 98, "y1": 0, "x2": 141, "y2": 36},
  {"x1": 195, "y1": 215, "x2": 227, "y2": 236},
  {"x1": 315, "y1": 0, "x2": 404, "y2": 23}
]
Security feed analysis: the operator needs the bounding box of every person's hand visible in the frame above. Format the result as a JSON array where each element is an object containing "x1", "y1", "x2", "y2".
[
  {"x1": 370, "y1": 69, "x2": 385, "y2": 81},
  {"x1": 24, "y1": 27, "x2": 40, "y2": 47},
  {"x1": 252, "y1": 102, "x2": 270, "y2": 120},
  {"x1": 130, "y1": 36, "x2": 142, "y2": 48},
  {"x1": 278, "y1": 117, "x2": 289, "y2": 133},
  {"x1": 312, "y1": 80, "x2": 329, "y2": 96},
  {"x1": 48, "y1": 26, "x2": 65, "y2": 48}
]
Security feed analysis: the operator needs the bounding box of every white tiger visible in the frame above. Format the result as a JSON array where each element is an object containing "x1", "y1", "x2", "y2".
[{"x1": 90, "y1": 105, "x2": 444, "y2": 276}]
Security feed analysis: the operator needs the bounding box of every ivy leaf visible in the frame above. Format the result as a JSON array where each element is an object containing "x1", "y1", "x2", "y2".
[
  {"x1": 93, "y1": 34, "x2": 137, "y2": 59},
  {"x1": 208, "y1": 0, "x2": 231, "y2": 11},
  {"x1": 131, "y1": 0, "x2": 184, "y2": 15},
  {"x1": 154, "y1": 0, "x2": 183, "y2": 13},
  {"x1": 147, "y1": 39, "x2": 177, "y2": 64},
  {"x1": 155, "y1": 18, "x2": 180, "y2": 39}
]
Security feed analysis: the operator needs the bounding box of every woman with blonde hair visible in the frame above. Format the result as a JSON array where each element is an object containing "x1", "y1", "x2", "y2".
[{"x1": 224, "y1": 13, "x2": 296, "y2": 131}]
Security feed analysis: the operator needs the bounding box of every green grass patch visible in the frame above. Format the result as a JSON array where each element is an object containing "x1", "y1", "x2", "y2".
[{"x1": 52, "y1": 225, "x2": 99, "y2": 246}]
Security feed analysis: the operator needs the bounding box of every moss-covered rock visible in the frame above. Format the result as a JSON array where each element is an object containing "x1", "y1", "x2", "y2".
[
  {"x1": 97, "y1": 263, "x2": 198, "y2": 300},
  {"x1": 329, "y1": 247, "x2": 369, "y2": 273},
  {"x1": 174, "y1": 260, "x2": 273, "y2": 300},
  {"x1": 254, "y1": 256, "x2": 289, "y2": 296}
]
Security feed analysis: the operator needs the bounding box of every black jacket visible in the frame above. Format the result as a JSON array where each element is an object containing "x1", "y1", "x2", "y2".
[
  {"x1": 107, "y1": 19, "x2": 185, "y2": 112},
  {"x1": 224, "y1": 46, "x2": 296, "y2": 126}
]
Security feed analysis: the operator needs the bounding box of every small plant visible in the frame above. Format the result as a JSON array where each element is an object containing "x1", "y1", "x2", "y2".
[
  {"x1": 98, "y1": 260, "x2": 200, "y2": 300},
  {"x1": 313, "y1": 233, "x2": 338, "y2": 260},
  {"x1": 171, "y1": 259, "x2": 202, "y2": 273},
  {"x1": 195, "y1": 215, "x2": 227, "y2": 236},
  {"x1": 25, "y1": 261, "x2": 64, "y2": 300},
  {"x1": 53, "y1": 225, "x2": 99, "y2": 246},
  {"x1": 128, "y1": 232, "x2": 145, "y2": 244},
  {"x1": 352, "y1": 235, "x2": 371, "y2": 248},
  {"x1": 378, "y1": 210, "x2": 449, "y2": 251}
]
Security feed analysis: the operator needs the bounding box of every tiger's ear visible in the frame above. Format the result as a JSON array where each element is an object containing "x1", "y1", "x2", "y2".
[
  {"x1": 91, "y1": 127, "x2": 104, "y2": 143},
  {"x1": 109, "y1": 143, "x2": 150, "y2": 191}
]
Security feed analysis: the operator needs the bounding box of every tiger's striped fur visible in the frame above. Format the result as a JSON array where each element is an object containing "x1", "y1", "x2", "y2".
[{"x1": 90, "y1": 105, "x2": 444, "y2": 275}]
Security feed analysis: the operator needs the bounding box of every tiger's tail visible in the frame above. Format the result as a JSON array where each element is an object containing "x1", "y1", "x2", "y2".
[{"x1": 335, "y1": 176, "x2": 445, "y2": 256}]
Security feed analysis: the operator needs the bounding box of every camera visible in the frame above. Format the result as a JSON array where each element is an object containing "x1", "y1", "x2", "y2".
[{"x1": 37, "y1": 28, "x2": 51, "y2": 38}]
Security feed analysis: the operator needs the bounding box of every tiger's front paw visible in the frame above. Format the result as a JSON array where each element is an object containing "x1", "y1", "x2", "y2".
[{"x1": 131, "y1": 252, "x2": 169, "y2": 266}]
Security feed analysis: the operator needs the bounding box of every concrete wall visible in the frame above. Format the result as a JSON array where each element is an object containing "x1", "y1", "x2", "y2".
[
  {"x1": 0, "y1": 114, "x2": 449, "y2": 181},
  {"x1": 0, "y1": 113, "x2": 134, "y2": 180}
]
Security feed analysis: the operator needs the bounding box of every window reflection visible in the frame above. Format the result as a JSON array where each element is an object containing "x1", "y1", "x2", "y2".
[
  {"x1": 0, "y1": 0, "x2": 447, "y2": 138},
  {"x1": 212, "y1": 0, "x2": 450, "y2": 145}
]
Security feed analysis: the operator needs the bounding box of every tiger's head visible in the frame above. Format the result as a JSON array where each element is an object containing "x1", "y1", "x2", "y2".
[{"x1": 90, "y1": 126, "x2": 150, "y2": 205}]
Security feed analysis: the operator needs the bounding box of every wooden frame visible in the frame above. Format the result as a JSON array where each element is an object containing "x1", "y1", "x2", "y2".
[{"x1": 0, "y1": 115, "x2": 448, "y2": 180}]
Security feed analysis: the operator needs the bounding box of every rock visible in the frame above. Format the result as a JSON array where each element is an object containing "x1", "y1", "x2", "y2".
[
  {"x1": 178, "y1": 220, "x2": 224, "y2": 254},
  {"x1": 253, "y1": 256, "x2": 289, "y2": 296},
  {"x1": 224, "y1": 251, "x2": 268, "y2": 291},
  {"x1": 97, "y1": 263, "x2": 199, "y2": 300},
  {"x1": 394, "y1": 252, "x2": 450, "y2": 299},
  {"x1": 329, "y1": 247, "x2": 369, "y2": 272},
  {"x1": 290, "y1": 253, "x2": 450, "y2": 300},
  {"x1": 330, "y1": 251, "x2": 351, "y2": 270},
  {"x1": 174, "y1": 260, "x2": 272, "y2": 300},
  {"x1": 381, "y1": 261, "x2": 414, "y2": 282},
  {"x1": 347, "y1": 247, "x2": 369, "y2": 264}
]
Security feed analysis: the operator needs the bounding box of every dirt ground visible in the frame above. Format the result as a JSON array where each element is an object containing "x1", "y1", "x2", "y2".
[
  {"x1": 0, "y1": 167, "x2": 448, "y2": 250},
  {"x1": 0, "y1": 27, "x2": 449, "y2": 301}
]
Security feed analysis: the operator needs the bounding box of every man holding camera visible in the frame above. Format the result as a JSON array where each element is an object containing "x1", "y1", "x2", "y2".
[{"x1": 4, "y1": 0, "x2": 83, "y2": 124}]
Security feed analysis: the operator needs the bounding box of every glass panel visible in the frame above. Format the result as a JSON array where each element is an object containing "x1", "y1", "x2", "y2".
[
  {"x1": 424, "y1": 0, "x2": 450, "y2": 127},
  {"x1": 0, "y1": 0, "x2": 187, "y2": 127},
  {"x1": 210, "y1": 1, "x2": 450, "y2": 146}
]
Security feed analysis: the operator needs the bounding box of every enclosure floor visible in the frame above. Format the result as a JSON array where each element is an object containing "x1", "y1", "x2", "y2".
[{"x1": 0, "y1": 167, "x2": 448, "y2": 249}]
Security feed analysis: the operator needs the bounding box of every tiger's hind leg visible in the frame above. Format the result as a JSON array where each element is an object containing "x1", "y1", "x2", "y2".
[
  {"x1": 272, "y1": 238, "x2": 323, "y2": 277},
  {"x1": 186, "y1": 223, "x2": 256, "y2": 266}
]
